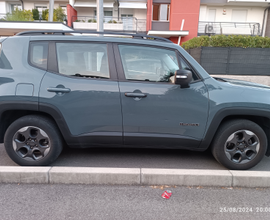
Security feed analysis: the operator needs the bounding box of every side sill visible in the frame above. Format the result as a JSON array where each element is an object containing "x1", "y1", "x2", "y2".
[{"x1": 124, "y1": 132, "x2": 201, "y2": 149}]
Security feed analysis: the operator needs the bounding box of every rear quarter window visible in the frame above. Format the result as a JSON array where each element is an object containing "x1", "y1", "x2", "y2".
[
  {"x1": 0, "y1": 43, "x2": 12, "y2": 69},
  {"x1": 29, "y1": 42, "x2": 48, "y2": 70}
]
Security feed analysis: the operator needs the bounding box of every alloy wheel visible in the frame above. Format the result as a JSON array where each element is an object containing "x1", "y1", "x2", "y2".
[
  {"x1": 224, "y1": 130, "x2": 260, "y2": 164},
  {"x1": 12, "y1": 126, "x2": 51, "y2": 161}
]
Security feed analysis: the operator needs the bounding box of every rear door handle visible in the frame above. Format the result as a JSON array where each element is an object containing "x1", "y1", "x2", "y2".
[
  {"x1": 47, "y1": 87, "x2": 71, "y2": 93},
  {"x1": 125, "y1": 93, "x2": 147, "y2": 98}
]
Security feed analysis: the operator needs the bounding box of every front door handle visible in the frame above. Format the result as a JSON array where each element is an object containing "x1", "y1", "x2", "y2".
[
  {"x1": 125, "y1": 93, "x2": 147, "y2": 98},
  {"x1": 47, "y1": 87, "x2": 71, "y2": 93}
]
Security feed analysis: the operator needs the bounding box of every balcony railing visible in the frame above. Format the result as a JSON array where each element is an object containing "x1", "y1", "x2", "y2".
[
  {"x1": 198, "y1": 21, "x2": 261, "y2": 36},
  {"x1": 72, "y1": 16, "x2": 147, "y2": 33}
]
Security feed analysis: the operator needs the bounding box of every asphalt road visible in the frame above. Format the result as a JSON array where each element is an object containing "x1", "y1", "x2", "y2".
[
  {"x1": 1, "y1": 143, "x2": 270, "y2": 171},
  {"x1": 0, "y1": 184, "x2": 270, "y2": 220}
]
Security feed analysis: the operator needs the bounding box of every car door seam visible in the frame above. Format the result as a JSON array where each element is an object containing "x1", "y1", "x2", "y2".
[{"x1": 112, "y1": 43, "x2": 125, "y2": 144}]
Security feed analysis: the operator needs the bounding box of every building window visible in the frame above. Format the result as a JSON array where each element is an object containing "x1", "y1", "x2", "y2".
[
  {"x1": 10, "y1": 4, "x2": 22, "y2": 12},
  {"x1": 121, "y1": 14, "x2": 133, "y2": 30},
  {"x1": 153, "y1": 4, "x2": 170, "y2": 21},
  {"x1": 94, "y1": 10, "x2": 113, "y2": 16},
  {"x1": 232, "y1": 9, "x2": 247, "y2": 22},
  {"x1": 208, "y1": 9, "x2": 216, "y2": 22},
  {"x1": 94, "y1": 10, "x2": 113, "y2": 22},
  {"x1": 35, "y1": 6, "x2": 47, "y2": 19},
  {"x1": 35, "y1": 6, "x2": 47, "y2": 10},
  {"x1": 104, "y1": 11, "x2": 113, "y2": 17},
  {"x1": 35, "y1": 6, "x2": 47, "y2": 12}
]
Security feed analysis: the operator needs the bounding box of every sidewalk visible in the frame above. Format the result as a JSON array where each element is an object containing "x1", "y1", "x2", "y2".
[
  {"x1": 1, "y1": 166, "x2": 270, "y2": 188},
  {"x1": 1, "y1": 144, "x2": 270, "y2": 187}
]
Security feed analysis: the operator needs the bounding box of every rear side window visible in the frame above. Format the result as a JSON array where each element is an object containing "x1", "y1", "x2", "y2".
[
  {"x1": 56, "y1": 43, "x2": 110, "y2": 79},
  {"x1": 29, "y1": 42, "x2": 48, "y2": 70}
]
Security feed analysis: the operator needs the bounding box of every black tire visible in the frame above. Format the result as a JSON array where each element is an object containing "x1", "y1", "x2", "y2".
[
  {"x1": 4, "y1": 115, "x2": 63, "y2": 166},
  {"x1": 211, "y1": 119, "x2": 267, "y2": 170}
]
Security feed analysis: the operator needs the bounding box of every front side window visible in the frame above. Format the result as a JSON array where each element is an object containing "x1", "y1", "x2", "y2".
[
  {"x1": 56, "y1": 43, "x2": 109, "y2": 79},
  {"x1": 118, "y1": 45, "x2": 179, "y2": 83},
  {"x1": 29, "y1": 42, "x2": 48, "y2": 69}
]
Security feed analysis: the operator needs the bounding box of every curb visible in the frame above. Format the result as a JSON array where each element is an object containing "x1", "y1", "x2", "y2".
[{"x1": 0, "y1": 166, "x2": 270, "y2": 188}]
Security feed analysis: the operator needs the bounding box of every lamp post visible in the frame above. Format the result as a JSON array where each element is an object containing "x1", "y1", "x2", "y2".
[
  {"x1": 48, "y1": 0, "x2": 54, "y2": 22},
  {"x1": 97, "y1": 0, "x2": 104, "y2": 32}
]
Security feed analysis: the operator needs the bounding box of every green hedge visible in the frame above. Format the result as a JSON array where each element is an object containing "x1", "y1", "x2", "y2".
[{"x1": 182, "y1": 35, "x2": 270, "y2": 50}]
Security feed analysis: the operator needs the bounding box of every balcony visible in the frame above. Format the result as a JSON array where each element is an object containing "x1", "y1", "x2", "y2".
[
  {"x1": 72, "y1": 16, "x2": 147, "y2": 33},
  {"x1": 151, "y1": 21, "x2": 170, "y2": 31},
  {"x1": 198, "y1": 21, "x2": 261, "y2": 36},
  {"x1": 0, "y1": 13, "x2": 72, "y2": 36}
]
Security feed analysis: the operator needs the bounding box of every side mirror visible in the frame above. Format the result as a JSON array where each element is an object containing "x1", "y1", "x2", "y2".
[{"x1": 175, "y1": 69, "x2": 192, "y2": 88}]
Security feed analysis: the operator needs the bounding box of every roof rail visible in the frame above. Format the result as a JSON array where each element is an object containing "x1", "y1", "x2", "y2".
[{"x1": 16, "y1": 30, "x2": 172, "y2": 43}]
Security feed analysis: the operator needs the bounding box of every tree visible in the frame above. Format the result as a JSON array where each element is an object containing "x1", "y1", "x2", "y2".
[
  {"x1": 54, "y1": 7, "x2": 66, "y2": 22},
  {"x1": 42, "y1": 9, "x2": 49, "y2": 20},
  {"x1": 5, "y1": 8, "x2": 34, "y2": 21},
  {"x1": 32, "y1": 9, "x2": 39, "y2": 20},
  {"x1": 45, "y1": 7, "x2": 66, "y2": 22}
]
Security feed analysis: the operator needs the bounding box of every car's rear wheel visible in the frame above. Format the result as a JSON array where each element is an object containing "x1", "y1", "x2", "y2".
[
  {"x1": 211, "y1": 119, "x2": 267, "y2": 170},
  {"x1": 4, "y1": 115, "x2": 63, "y2": 166}
]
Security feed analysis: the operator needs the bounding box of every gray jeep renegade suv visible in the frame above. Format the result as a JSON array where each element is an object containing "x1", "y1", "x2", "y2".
[{"x1": 0, "y1": 31, "x2": 270, "y2": 170}]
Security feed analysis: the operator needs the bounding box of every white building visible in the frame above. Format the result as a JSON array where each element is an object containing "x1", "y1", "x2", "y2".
[
  {"x1": 199, "y1": 0, "x2": 270, "y2": 36},
  {"x1": 0, "y1": 0, "x2": 71, "y2": 36},
  {"x1": 0, "y1": 0, "x2": 269, "y2": 37},
  {"x1": 0, "y1": 0, "x2": 147, "y2": 35},
  {"x1": 0, "y1": 0, "x2": 68, "y2": 16},
  {"x1": 68, "y1": 0, "x2": 147, "y2": 32}
]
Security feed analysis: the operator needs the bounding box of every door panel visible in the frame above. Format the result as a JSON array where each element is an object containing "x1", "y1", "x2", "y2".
[
  {"x1": 119, "y1": 81, "x2": 208, "y2": 146},
  {"x1": 39, "y1": 42, "x2": 123, "y2": 145},
  {"x1": 40, "y1": 74, "x2": 122, "y2": 137},
  {"x1": 116, "y1": 44, "x2": 209, "y2": 148}
]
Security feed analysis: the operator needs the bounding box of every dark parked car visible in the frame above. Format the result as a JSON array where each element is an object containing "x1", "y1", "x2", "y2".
[{"x1": 0, "y1": 31, "x2": 270, "y2": 170}]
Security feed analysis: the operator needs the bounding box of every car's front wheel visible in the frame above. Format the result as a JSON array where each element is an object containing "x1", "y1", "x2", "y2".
[
  {"x1": 4, "y1": 115, "x2": 63, "y2": 166},
  {"x1": 211, "y1": 119, "x2": 267, "y2": 170}
]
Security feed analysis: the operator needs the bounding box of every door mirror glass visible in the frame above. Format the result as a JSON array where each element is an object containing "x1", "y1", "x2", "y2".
[{"x1": 175, "y1": 69, "x2": 192, "y2": 88}]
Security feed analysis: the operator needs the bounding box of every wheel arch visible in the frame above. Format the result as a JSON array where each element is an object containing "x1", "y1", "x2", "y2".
[
  {"x1": 199, "y1": 107, "x2": 270, "y2": 156},
  {"x1": 0, "y1": 102, "x2": 71, "y2": 144}
]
